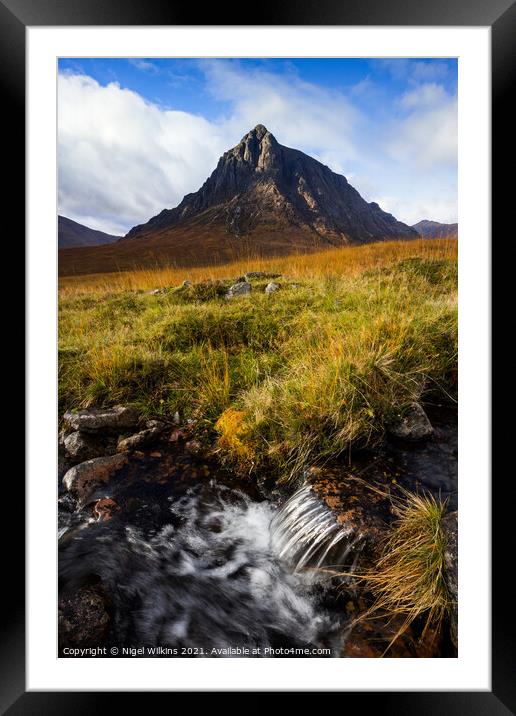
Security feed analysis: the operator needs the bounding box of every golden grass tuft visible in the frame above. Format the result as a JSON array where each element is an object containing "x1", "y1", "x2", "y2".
[
  {"x1": 215, "y1": 408, "x2": 255, "y2": 465},
  {"x1": 357, "y1": 489, "x2": 451, "y2": 651}
]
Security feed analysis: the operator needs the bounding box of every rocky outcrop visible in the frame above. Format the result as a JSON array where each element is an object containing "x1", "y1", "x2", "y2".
[
  {"x1": 265, "y1": 282, "x2": 280, "y2": 294},
  {"x1": 63, "y1": 405, "x2": 139, "y2": 434}
]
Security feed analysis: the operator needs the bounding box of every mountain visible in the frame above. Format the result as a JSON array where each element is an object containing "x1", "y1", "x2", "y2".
[
  {"x1": 59, "y1": 125, "x2": 418, "y2": 276},
  {"x1": 58, "y1": 215, "x2": 121, "y2": 248},
  {"x1": 412, "y1": 220, "x2": 458, "y2": 239},
  {"x1": 126, "y1": 124, "x2": 417, "y2": 244}
]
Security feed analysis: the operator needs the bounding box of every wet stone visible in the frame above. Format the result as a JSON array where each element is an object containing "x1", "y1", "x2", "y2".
[
  {"x1": 62, "y1": 453, "x2": 129, "y2": 503},
  {"x1": 387, "y1": 402, "x2": 433, "y2": 441}
]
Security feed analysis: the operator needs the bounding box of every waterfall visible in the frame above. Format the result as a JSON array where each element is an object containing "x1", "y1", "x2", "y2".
[{"x1": 271, "y1": 485, "x2": 364, "y2": 573}]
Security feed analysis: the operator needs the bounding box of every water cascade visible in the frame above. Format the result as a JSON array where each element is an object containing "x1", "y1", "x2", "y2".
[{"x1": 271, "y1": 485, "x2": 364, "y2": 573}]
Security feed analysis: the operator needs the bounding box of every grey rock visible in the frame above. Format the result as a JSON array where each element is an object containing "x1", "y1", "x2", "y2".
[
  {"x1": 387, "y1": 402, "x2": 433, "y2": 441},
  {"x1": 63, "y1": 405, "x2": 139, "y2": 434},
  {"x1": 265, "y1": 281, "x2": 280, "y2": 294},
  {"x1": 117, "y1": 427, "x2": 162, "y2": 452},
  {"x1": 442, "y1": 511, "x2": 458, "y2": 647},
  {"x1": 64, "y1": 431, "x2": 106, "y2": 462},
  {"x1": 62, "y1": 453, "x2": 129, "y2": 502},
  {"x1": 226, "y1": 281, "x2": 252, "y2": 299}
]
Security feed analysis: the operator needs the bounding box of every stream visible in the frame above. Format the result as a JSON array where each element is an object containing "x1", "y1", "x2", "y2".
[{"x1": 58, "y1": 405, "x2": 457, "y2": 658}]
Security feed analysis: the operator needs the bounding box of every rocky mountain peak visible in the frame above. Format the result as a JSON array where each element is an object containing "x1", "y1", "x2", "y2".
[
  {"x1": 226, "y1": 124, "x2": 281, "y2": 174},
  {"x1": 125, "y1": 125, "x2": 418, "y2": 245}
]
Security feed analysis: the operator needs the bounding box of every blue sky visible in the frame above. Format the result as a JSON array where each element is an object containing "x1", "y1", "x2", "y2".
[{"x1": 58, "y1": 58, "x2": 458, "y2": 235}]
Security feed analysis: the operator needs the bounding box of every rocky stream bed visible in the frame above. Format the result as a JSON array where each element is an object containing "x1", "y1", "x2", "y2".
[{"x1": 58, "y1": 403, "x2": 458, "y2": 658}]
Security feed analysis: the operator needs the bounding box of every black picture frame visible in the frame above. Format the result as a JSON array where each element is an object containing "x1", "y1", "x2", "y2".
[{"x1": 2, "y1": 0, "x2": 512, "y2": 711}]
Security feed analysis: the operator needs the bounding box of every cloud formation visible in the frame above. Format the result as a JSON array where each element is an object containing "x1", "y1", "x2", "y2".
[{"x1": 58, "y1": 61, "x2": 457, "y2": 235}]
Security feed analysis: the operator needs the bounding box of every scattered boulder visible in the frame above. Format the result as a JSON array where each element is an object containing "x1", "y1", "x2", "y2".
[
  {"x1": 117, "y1": 426, "x2": 162, "y2": 452},
  {"x1": 387, "y1": 402, "x2": 434, "y2": 441},
  {"x1": 442, "y1": 510, "x2": 458, "y2": 647},
  {"x1": 182, "y1": 280, "x2": 191, "y2": 288},
  {"x1": 149, "y1": 288, "x2": 162, "y2": 295},
  {"x1": 63, "y1": 405, "x2": 139, "y2": 434},
  {"x1": 62, "y1": 453, "x2": 128, "y2": 503},
  {"x1": 59, "y1": 585, "x2": 110, "y2": 650},
  {"x1": 64, "y1": 431, "x2": 110, "y2": 462},
  {"x1": 226, "y1": 281, "x2": 251, "y2": 299},
  {"x1": 265, "y1": 281, "x2": 280, "y2": 294}
]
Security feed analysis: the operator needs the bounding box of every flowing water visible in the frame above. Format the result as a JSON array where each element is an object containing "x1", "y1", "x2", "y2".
[
  {"x1": 58, "y1": 407, "x2": 457, "y2": 657},
  {"x1": 271, "y1": 485, "x2": 364, "y2": 573},
  {"x1": 59, "y1": 481, "x2": 346, "y2": 657}
]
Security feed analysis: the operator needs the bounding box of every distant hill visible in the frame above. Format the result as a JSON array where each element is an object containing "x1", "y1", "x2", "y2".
[
  {"x1": 412, "y1": 220, "x2": 458, "y2": 239},
  {"x1": 58, "y1": 215, "x2": 121, "y2": 248},
  {"x1": 59, "y1": 124, "x2": 418, "y2": 276}
]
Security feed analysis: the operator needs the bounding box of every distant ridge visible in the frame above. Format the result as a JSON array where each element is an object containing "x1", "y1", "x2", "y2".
[
  {"x1": 59, "y1": 125, "x2": 419, "y2": 276},
  {"x1": 412, "y1": 220, "x2": 458, "y2": 239},
  {"x1": 58, "y1": 215, "x2": 121, "y2": 249}
]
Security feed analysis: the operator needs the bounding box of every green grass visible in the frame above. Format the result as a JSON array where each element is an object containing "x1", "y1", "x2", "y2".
[{"x1": 59, "y1": 241, "x2": 457, "y2": 479}]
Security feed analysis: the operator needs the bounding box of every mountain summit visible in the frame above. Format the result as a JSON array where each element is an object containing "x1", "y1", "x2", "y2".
[
  {"x1": 125, "y1": 125, "x2": 417, "y2": 245},
  {"x1": 59, "y1": 126, "x2": 418, "y2": 276}
]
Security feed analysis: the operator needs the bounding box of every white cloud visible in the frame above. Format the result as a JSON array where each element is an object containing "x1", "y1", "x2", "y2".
[
  {"x1": 58, "y1": 65, "x2": 457, "y2": 235},
  {"x1": 389, "y1": 83, "x2": 457, "y2": 170},
  {"x1": 58, "y1": 73, "x2": 227, "y2": 234}
]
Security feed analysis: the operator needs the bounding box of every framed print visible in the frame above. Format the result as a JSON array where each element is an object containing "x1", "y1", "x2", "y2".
[{"x1": 2, "y1": 0, "x2": 513, "y2": 710}]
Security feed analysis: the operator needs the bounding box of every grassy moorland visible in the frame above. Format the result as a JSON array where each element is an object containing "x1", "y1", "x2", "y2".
[{"x1": 59, "y1": 239, "x2": 457, "y2": 480}]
